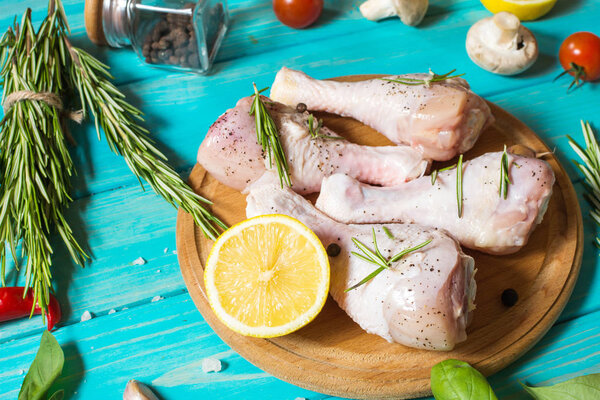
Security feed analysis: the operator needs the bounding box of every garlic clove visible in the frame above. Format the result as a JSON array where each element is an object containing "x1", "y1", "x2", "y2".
[{"x1": 123, "y1": 380, "x2": 160, "y2": 400}]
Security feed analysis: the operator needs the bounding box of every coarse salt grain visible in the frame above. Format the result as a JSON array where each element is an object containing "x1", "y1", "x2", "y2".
[
  {"x1": 201, "y1": 358, "x2": 222, "y2": 373},
  {"x1": 108, "y1": 309, "x2": 116, "y2": 314},
  {"x1": 163, "y1": 248, "x2": 168, "y2": 254},
  {"x1": 294, "y1": 398, "x2": 308, "y2": 400},
  {"x1": 132, "y1": 257, "x2": 146, "y2": 265},
  {"x1": 81, "y1": 311, "x2": 93, "y2": 322},
  {"x1": 151, "y1": 295, "x2": 164, "y2": 303},
  {"x1": 172, "y1": 250, "x2": 177, "y2": 255}
]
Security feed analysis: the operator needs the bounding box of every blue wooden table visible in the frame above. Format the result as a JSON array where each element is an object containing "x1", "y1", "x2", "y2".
[{"x1": 1, "y1": 0, "x2": 600, "y2": 398}]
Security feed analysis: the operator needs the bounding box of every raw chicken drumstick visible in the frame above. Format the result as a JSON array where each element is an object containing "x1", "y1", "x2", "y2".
[
  {"x1": 246, "y1": 175, "x2": 476, "y2": 351},
  {"x1": 197, "y1": 96, "x2": 427, "y2": 194},
  {"x1": 270, "y1": 67, "x2": 494, "y2": 161},
  {"x1": 316, "y1": 151, "x2": 555, "y2": 255}
]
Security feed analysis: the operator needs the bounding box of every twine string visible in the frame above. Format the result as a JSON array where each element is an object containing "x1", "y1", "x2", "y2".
[{"x1": 2, "y1": 90, "x2": 83, "y2": 123}]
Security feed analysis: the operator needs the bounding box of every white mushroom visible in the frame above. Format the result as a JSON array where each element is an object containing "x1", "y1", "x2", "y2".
[
  {"x1": 466, "y1": 12, "x2": 538, "y2": 75},
  {"x1": 359, "y1": 0, "x2": 428, "y2": 26}
]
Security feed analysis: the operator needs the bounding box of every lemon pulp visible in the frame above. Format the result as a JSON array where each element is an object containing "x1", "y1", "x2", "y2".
[{"x1": 204, "y1": 215, "x2": 330, "y2": 338}]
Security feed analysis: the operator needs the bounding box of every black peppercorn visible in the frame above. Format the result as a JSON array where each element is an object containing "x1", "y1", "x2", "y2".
[
  {"x1": 326, "y1": 243, "x2": 341, "y2": 257},
  {"x1": 296, "y1": 103, "x2": 307, "y2": 113},
  {"x1": 501, "y1": 288, "x2": 518, "y2": 307},
  {"x1": 144, "y1": 6, "x2": 201, "y2": 69}
]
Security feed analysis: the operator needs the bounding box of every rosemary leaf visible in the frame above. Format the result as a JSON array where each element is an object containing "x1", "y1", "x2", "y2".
[
  {"x1": 457, "y1": 155, "x2": 463, "y2": 218},
  {"x1": 382, "y1": 226, "x2": 394, "y2": 239},
  {"x1": 499, "y1": 145, "x2": 511, "y2": 199}
]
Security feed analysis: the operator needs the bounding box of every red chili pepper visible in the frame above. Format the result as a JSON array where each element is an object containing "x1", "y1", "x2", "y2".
[{"x1": 0, "y1": 287, "x2": 61, "y2": 330}]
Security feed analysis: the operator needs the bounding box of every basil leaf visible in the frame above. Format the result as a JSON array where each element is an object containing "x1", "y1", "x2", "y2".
[
  {"x1": 522, "y1": 374, "x2": 600, "y2": 399},
  {"x1": 48, "y1": 390, "x2": 64, "y2": 400},
  {"x1": 18, "y1": 330, "x2": 64, "y2": 400},
  {"x1": 431, "y1": 359, "x2": 498, "y2": 400}
]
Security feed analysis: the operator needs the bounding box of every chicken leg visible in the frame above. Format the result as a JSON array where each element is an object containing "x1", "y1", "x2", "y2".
[
  {"x1": 270, "y1": 67, "x2": 494, "y2": 161},
  {"x1": 315, "y1": 152, "x2": 554, "y2": 255},
  {"x1": 197, "y1": 96, "x2": 427, "y2": 194}
]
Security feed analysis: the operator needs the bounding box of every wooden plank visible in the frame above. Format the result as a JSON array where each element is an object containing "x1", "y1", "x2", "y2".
[{"x1": 1, "y1": 293, "x2": 600, "y2": 399}]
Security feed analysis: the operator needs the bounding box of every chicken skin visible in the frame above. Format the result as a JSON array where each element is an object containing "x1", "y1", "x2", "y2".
[
  {"x1": 270, "y1": 67, "x2": 494, "y2": 161},
  {"x1": 316, "y1": 152, "x2": 554, "y2": 255},
  {"x1": 246, "y1": 175, "x2": 476, "y2": 350}
]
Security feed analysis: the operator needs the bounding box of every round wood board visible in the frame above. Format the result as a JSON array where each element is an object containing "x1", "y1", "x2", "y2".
[{"x1": 176, "y1": 75, "x2": 583, "y2": 399}]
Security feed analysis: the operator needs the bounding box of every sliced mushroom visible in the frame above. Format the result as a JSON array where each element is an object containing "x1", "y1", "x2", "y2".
[
  {"x1": 359, "y1": 0, "x2": 428, "y2": 26},
  {"x1": 466, "y1": 12, "x2": 538, "y2": 75}
]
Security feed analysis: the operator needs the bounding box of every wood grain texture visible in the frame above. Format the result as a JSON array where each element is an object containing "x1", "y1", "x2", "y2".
[{"x1": 176, "y1": 78, "x2": 583, "y2": 399}]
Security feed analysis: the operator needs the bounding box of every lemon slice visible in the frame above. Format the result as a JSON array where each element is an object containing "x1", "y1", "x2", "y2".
[
  {"x1": 204, "y1": 214, "x2": 330, "y2": 338},
  {"x1": 480, "y1": 0, "x2": 557, "y2": 21}
]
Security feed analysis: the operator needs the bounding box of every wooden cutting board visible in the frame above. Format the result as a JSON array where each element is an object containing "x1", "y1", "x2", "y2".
[{"x1": 176, "y1": 75, "x2": 583, "y2": 399}]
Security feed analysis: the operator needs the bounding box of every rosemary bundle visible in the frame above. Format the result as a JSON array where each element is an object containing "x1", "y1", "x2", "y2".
[
  {"x1": 0, "y1": 5, "x2": 86, "y2": 315},
  {"x1": 0, "y1": 0, "x2": 225, "y2": 316}
]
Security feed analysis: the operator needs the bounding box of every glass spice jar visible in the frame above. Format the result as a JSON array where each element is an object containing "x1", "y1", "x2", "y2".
[{"x1": 85, "y1": 0, "x2": 229, "y2": 74}]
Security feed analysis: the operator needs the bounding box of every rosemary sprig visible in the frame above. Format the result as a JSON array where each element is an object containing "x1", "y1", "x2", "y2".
[
  {"x1": 430, "y1": 163, "x2": 457, "y2": 185},
  {"x1": 345, "y1": 228, "x2": 431, "y2": 292},
  {"x1": 568, "y1": 121, "x2": 600, "y2": 247},
  {"x1": 381, "y1": 69, "x2": 465, "y2": 87},
  {"x1": 499, "y1": 145, "x2": 511, "y2": 199},
  {"x1": 457, "y1": 154, "x2": 464, "y2": 218},
  {"x1": 0, "y1": 3, "x2": 86, "y2": 316},
  {"x1": 65, "y1": 42, "x2": 226, "y2": 240},
  {"x1": 249, "y1": 84, "x2": 291, "y2": 187},
  {"x1": 307, "y1": 114, "x2": 343, "y2": 140}
]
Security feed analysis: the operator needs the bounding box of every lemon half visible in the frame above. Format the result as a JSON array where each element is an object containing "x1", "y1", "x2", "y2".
[
  {"x1": 480, "y1": 0, "x2": 557, "y2": 21},
  {"x1": 204, "y1": 214, "x2": 330, "y2": 338}
]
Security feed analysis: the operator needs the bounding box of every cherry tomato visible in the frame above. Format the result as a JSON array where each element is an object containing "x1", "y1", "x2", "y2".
[
  {"x1": 273, "y1": 0, "x2": 323, "y2": 29},
  {"x1": 557, "y1": 32, "x2": 600, "y2": 90}
]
